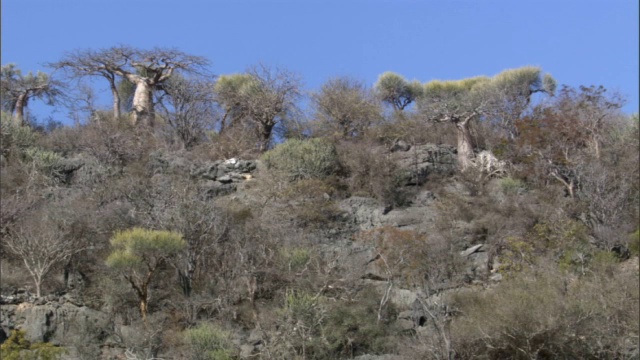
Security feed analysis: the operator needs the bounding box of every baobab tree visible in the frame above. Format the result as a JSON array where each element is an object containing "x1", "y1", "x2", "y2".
[
  {"x1": 52, "y1": 46, "x2": 209, "y2": 126},
  {"x1": 417, "y1": 67, "x2": 555, "y2": 170},
  {"x1": 1, "y1": 64, "x2": 63, "y2": 126}
]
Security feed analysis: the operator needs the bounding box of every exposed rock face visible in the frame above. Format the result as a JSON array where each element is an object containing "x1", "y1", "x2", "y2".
[
  {"x1": 0, "y1": 298, "x2": 110, "y2": 346},
  {"x1": 392, "y1": 144, "x2": 457, "y2": 186}
]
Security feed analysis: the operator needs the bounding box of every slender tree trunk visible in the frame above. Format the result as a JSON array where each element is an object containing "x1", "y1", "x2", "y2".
[
  {"x1": 455, "y1": 120, "x2": 475, "y2": 170},
  {"x1": 140, "y1": 297, "x2": 148, "y2": 323},
  {"x1": 131, "y1": 81, "x2": 154, "y2": 127},
  {"x1": 13, "y1": 93, "x2": 28, "y2": 126},
  {"x1": 35, "y1": 274, "x2": 42, "y2": 298}
]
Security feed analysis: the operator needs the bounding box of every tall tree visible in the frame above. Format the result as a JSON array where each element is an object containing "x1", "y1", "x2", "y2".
[
  {"x1": 157, "y1": 74, "x2": 217, "y2": 149},
  {"x1": 483, "y1": 66, "x2": 556, "y2": 139},
  {"x1": 1, "y1": 64, "x2": 63, "y2": 126},
  {"x1": 52, "y1": 46, "x2": 209, "y2": 126},
  {"x1": 213, "y1": 65, "x2": 301, "y2": 151},
  {"x1": 374, "y1": 71, "x2": 423, "y2": 112},
  {"x1": 312, "y1": 76, "x2": 382, "y2": 138},
  {"x1": 417, "y1": 67, "x2": 555, "y2": 170}
]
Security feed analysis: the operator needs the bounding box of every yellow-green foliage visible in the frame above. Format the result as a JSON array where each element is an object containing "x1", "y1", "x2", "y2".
[
  {"x1": 0, "y1": 330, "x2": 66, "y2": 360},
  {"x1": 106, "y1": 228, "x2": 186, "y2": 269},
  {"x1": 1, "y1": 114, "x2": 39, "y2": 151},
  {"x1": 279, "y1": 247, "x2": 311, "y2": 272},
  {"x1": 184, "y1": 322, "x2": 236, "y2": 360},
  {"x1": 262, "y1": 138, "x2": 340, "y2": 180},
  {"x1": 423, "y1": 76, "x2": 490, "y2": 96},
  {"x1": 499, "y1": 176, "x2": 526, "y2": 194}
]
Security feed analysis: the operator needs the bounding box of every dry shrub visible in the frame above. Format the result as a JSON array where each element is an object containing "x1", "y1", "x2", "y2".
[
  {"x1": 354, "y1": 226, "x2": 429, "y2": 287},
  {"x1": 337, "y1": 140, "x2": 407, "y2": 206},
  {"x1": 449, "y1": 264, "x2": 640, "y2": 359}
]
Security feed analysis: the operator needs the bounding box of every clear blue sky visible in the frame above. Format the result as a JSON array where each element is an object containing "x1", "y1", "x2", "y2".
[{"x1": 2, "y1": 0, "x2": 638, "y2": 124}]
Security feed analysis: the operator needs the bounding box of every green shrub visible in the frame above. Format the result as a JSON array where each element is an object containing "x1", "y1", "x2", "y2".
[
  {"x1": 184, "y1": 322, "x2": 236, "y2": 360},
  {"x1": 1, "y1": 114, "x2": 40, "y2": 151},
  {"x1": 499, "y1": 176, "x2": 526, "y2": 194},
  {"x1": 0, "y1": 330, "x2": 66, "y2": 360},
  {"x1": 262, "y1": 138, "x2": 340, "y2": 180},
  {"x1": 279, "y1": 247, "x2": 311, "y2": 272}
]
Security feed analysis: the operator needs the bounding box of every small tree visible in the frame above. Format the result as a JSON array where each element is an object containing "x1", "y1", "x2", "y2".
[
  {"x1": 213, "y1": 65, "x2": 301, "y2": 151},
  {"x1": 1, "y1": 64, "x2": 64, "y2": 126},
  {"x1": 106, "y1": 228, "x2": 186, "y2": 322},
  {"x1": 4, "y1": 220, "x2": 82, "y2": 298},
  {"x1": 312, "y1": 76, "x2": 382, "y2": 138},
  {"x1": 374, "y1": 71, "x2": 423, "y2": 112}
]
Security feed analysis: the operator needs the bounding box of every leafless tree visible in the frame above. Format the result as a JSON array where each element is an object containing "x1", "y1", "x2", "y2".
[
  {"x1": 157, "y1": 74, "x2": 217, "y2": 149},
  {"x1": 3, "y1": 216, "x2": 83, "y2": 297},
  {"x1": 312, "y1": 76, "x2": 383, "y2": 138}
]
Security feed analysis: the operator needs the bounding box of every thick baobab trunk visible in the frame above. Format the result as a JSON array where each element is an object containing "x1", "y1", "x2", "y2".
[
  {"x1": 131, "y1": 81, "x2": 154, "y2": 127},
  {"x1": 110, "y1": 83, "x2": 121, "y2": 119},
  {"x1": 455, "y1": 120, "x2": 475, "y2": 170},
  {"x1": 13, "y1": 93, "x2": 28, "y2": 126}
]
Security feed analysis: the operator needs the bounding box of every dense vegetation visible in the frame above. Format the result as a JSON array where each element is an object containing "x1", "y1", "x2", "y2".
[{"x1": 0, "y1": 46, "x2": 638, "y2": 359}]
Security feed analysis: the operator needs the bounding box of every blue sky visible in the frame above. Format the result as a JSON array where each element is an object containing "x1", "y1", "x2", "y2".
[{"x1": 2, "y1": 0, "x2": 638, "y2": 124}]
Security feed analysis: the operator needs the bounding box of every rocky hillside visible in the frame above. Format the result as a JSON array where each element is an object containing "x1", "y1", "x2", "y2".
[{"x1": 1, "y1": 121, "x2": 638, "y2": 360}]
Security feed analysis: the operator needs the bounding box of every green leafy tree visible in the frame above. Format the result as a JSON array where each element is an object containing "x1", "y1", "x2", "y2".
[
  {"x1": 106, "y1": 228, "x2": 186, "y2": 322},
  {"x1": 1, "y1": 64, "x2": 63, "y2": 126},
  {"x1": 374, "y1": 71, "x2": 423, "y2": 111}
]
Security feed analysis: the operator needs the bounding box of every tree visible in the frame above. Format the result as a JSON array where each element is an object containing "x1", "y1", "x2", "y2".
[
  {"x1": 418, "y1": 76, "x2": 490, "y2": 170},
  {"x1": 417, "y1": 67, "x2": 555, "y2": 170},
  {"x1": 3, "y1": 217, "x2": 82, "y2": 298},
  {"x1": 213, "y1": 65, "x2": 301, "y2": 151},
  {"x1": 106, "y1": 228, "x2": 186, "y2": 322},
  {"x1": 483, "y1": 66, "x2": 556, "y2": 139},
  {"x1": 312, "y1": 76, "x2": 382, "y2": 138},
  {"x1": 374, "y1": 71, "x2": 423, "y2": 112},
  {"x1": 157, "y1": 74, "x2": 217, "y2": 149},
  {"x1": 1, "y1": 64, "x2": 63, "y2": 126},
  {"x1": 52, "y1": 46, "x2": 209, "y2": 126}
]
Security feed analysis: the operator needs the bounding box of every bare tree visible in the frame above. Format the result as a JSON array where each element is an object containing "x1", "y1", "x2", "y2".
[
  {"x1": 51, "y1": 49, "x2": 128, "y2": 119},
  {"x1": 157, "y1": 74, "x2": 217, "y2": 149},
  {"x1": 1, "y1": 64, "x2": 64, "y2": 126},
  {"x1": 52, "y1": 46, "x2": 210, "y2": 126},
  {"x1": 4, "y1": 217, "x2": 82, "y2": 297},
  {"x1": 312, "y1": 76, "x2": 382, "y2": 138}
]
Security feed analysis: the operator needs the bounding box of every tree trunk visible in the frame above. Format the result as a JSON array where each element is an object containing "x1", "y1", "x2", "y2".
[
  {"x1": 13, "y1": 93, "x2": 27, "y2": 126},
  {"x1": 131, "y1": 81, "x2": 154, "y2": 127},
  {"x1": 110, "y1": 82, "x2": 121, "y2": 119},
  {"x1": 140, "y1": 297, "x2": 148, "y2": 323},
  {"x1": 455, "y1": 120, "x2": 475, "y2": 170},
  {"x1": 258, "y1": 121, "x2": 274, "y2": 152}
]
